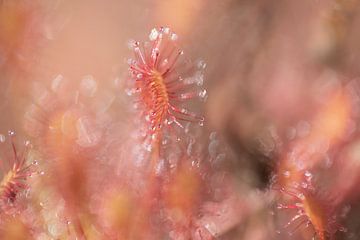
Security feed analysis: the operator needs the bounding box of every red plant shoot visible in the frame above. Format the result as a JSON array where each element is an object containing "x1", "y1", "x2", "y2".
[
  {"x1": 128, "y1": 27, "x2": 206, "y2": 136},
  {"x1": 273, "y1": 172, "x2": 345, "y2": 240},
  {"x1": 0, "y1": 131, "x2": 34, "y2": 208}
]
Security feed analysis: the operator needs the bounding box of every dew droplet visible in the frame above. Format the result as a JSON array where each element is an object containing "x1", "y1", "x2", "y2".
[
  {"x1": 32, "y1": 160, "x2": 39, "y2": 166},
  {"x1": 80, "y1": 75, "x2": 98, "y2": 97},
  {"x1": 8, "y1": 130, "x2": 15, "y2": 137},
  {"x1": 181, "y1": 108, "x2": 187, "y2": 114},
  {"x1": 195, "y1": 72, "x2": 204, "y2": 86},
  {"x1": 170, "y1": 33, "x2": 178, "y2": 41},
  {"x1": 296, "y1": 120, "x2": 311, "y2": 138},
  {"x1": 24, "y1": 140, "x2": 31, "y2": 147},
  {"x1": 149, "y1": 28, "x2": 159, "y2": 41},
  {"x1": 163, "y1": 27, "x2": 170, "y2": 34},
  {"x1": 197, "y1": 60, "x2": 207, "y2": 69},
  {"x1": 51, "y1": 74, "x2": 64, "y2": 92},
  {"x1": 144, "y1": 143, "x2": 152, "y2": 152},
  {"x1": 0, "y1": 134, "x2": 5, "y2": 143},
  {"x1": 198, "y1": 89, "x2": 207, "y2": 98},
  {"x1": 297, "y1": 193, "x2": 305, "y2": 200},
  {"x1": 127, "y1": 39, "x2": 135, "y2": 49},
  {"x1": 283, "y1": 171, "x2": 291, "y2": 178},
  {"x1": 210, "y1": 132, "x2": 217, "y2": 140},
  {"x1": 304, "y1": 171, "x2": 312, "y2": 178}
]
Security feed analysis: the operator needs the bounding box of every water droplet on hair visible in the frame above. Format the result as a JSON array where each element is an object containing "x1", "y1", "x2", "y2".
[
  {"x1": 296, "y1": 120, "x2": 311, "y2": 138},
  {"x1": 187, "y1": 138, "x2": 195, "y2": 155},
  {"x1": 8, "y1": 130, "x2": 15, "y2": 137},
  {"x1": 209, "y1": 138, "x2": 219, "y2": 158},
  {"x1": 163, "y1": 27, "x2": 170, "y2": 34},
  {"x1": 283, "y1": 171, "x2": 290, "y2": 178},
  {"x1": 197, "y1": 60, "x2": 207, "y2": 69},
  {"x1": 24, "y1": 140, "x2": 31, "y2": 147},
  {"x1": 210, "y1": 132, "x2": 217, "y2": 140},
  {"x1": 0, "y1": 134, "x2": 5, "y2": 143},
  {"x1": 32, "y1": 160, "x2": 39, "y2": 166},
  {"x1": 304, "y1": 171, "x2": 312, "y2": 178},
  {"x1": 162, "y1": 139, "x2": 169, "y2": 145},
  {"x1": 199, "y1": 120, "x2": 204, "y2": 126},
  {"x1": 195, "y1": 72, "x2": 204, "y2": 86},
  {"x1": 149, "y1": 28, "x2": 159, "y2": 41},
  {"x1": 198, "y1": 89, "x2": 207, "y2": 99},
  {"x1": 286, "y1": 127, "x2": 296, "y2": 140},
  {"x1": 51, "y1": 74, "x2": 64, "y2": 92},
  {"x1": 144, "y1": 143, "x2": 152, "y2": 152},
  {"x1": 127, "y1": 39, "x2": 136, "y2": 49},
  {"x1": 170, "y1": 33, "x2": 178, "y2": 41},
  {"x1": 80, "y1": 75, "x2": 97, "y2": 97},
  {"x1": 297, "y1": 193, "x2": 305, "y2": 200}
]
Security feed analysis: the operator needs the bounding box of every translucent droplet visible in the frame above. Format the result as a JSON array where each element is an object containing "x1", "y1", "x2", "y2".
[
  {"x1": 155, "y1": 159, "x2": 165, "y2": 176},
  {"x1": 8, "y1": 130, "x2": 15, "y2": 136},
  {"x1": 195, "y1": 72, "x2": 204, "y2": 86},
  {"x1": 33, "y1": 160, "x2": 39, "y2": 166},
  {"x1": 339, "y1": 226, "x2": 348, "y2": 233},
  {"x1": 197, "y1": 60, "x2": 207, "y2": 69},
  {"x1": 0, "y1": 134, "x2": 5, "y2": 143},
  {"x1": 215, "y1": 153, "x2": 226, "y2": 163},
  {"x1": 170, "y1": 33, "x2": 178, "y2": 41},
  {"x1": 80, "y1": 75, "x2": 97, "y2": 97},
  {"x1": 125, "y1": 88, "x2": 135, "y2": 96},
  {"x1": 199, "y1": 120, "x2": 204, "y2": 126},
  {"x1": 181, "y1": 108, "x2": 187, "y2": 114},
  {"x1": 296, "y1": 120, "x2": 311, "y2": 138},
  {"x1": 76, "y1": 117, "x2": 102, "y2": 148},
  {"x1": 24, "y1": 140, "x2": 31, "y2": 147},
  {"x1": 208, "y1": 139, "x2": 219, "y2": 158},
  {"x1": 167, "y1": 118, "x2": 174, "y2": 125},
  {"x1": 286, "y1": 127, "x2": 296, "y2": 140},
  {"x1": 283, "y1": 171, "x2": 291, "y2": 178},
  {"x1": 127, "y1": 39, "x2": 136, "y2": 49},
  {"x1": 304, "y1": 171, "x2": 312, "y2": 178},
  {"x1": 198, "y1": 89, "x2": 207, "y2": 98},
  {"x1": 187, "y1": 138, "x2": 195, "y2": 155},
  {"x1": 51, "y1": 74, "x2": 64, "y2": 92},
  {"x1": 297, "y1": 193, "x2": 305, "y2": 200},
  {"x1": 149, "y1": 28, "x2": 159, "y2": 41},
  {"x1": 136, "y1": 73, "x2": 143, "y2": 79},
  {"x1": 210, "y1": 132, "x2": 217, "y2": 140},
  {"x1": 144, "y1": 143, "x2": 152, "y2": 152},
  {"x1": 163, "y1": 27, "x2": 170, "y2": 34},
  {"x1": 301, "y1": 182, "x2": 308, "y2": 189}
]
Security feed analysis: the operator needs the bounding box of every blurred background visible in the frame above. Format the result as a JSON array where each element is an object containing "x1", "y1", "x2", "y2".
[{"x1": 1, "y1": 0, "x2": 360, "y2": 239}]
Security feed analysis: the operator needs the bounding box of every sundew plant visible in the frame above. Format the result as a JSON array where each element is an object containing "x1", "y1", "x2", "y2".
[{"x1": 1, "y1": 1, "x2": 360, "y2": 240}]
